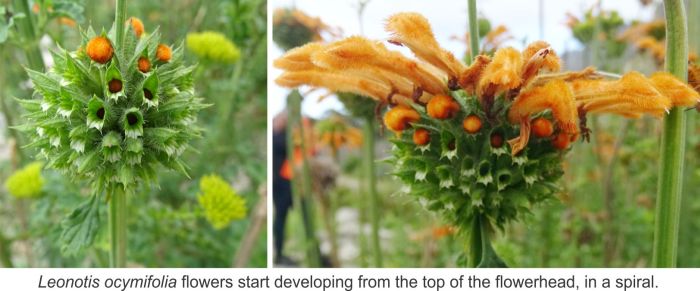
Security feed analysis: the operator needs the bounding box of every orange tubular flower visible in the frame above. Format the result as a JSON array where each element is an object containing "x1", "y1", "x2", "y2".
[
  {"x1": 458, "y1": 55, "x2": 491, "y2": 94},
  {"x1": 508, "y1": 80, "x2": 578, "y2": 155},
  {"x1": 571, "y1": 71, "x2": 671, "y2": 118},
  {"x1": 129, "y1": 17, "x2": 145, "y2": 38},
  {"x1": 427, "y1": 95, "x2": 460, "y2": 119},
  {"x1": 477, "y1": 47, "x2": 523, "y2": 99},
  {"x1": 520, "y1": 41, "x2": 561, "y2": 88},
  {"x1": 384, "y1": 105, "x2": 420, "y2": 132},
  {"x1": 385, "y1": 13, "x2": 466, "y2": 82},
  {"x1": 649, "y1": 72, "x2": 700, "y2": 107},
  {"x1": 273, "y1": 42, "x2": 327, "y2": 71},
  {"x1": 86, "y1": 36, "x2": 113, "y2": 64},
  {"x1": 156, "y1": 44, "x2": 172, "y2": 62},
  {"x1": 319, "y1": 37, "x2": 447, "y2": 96}
]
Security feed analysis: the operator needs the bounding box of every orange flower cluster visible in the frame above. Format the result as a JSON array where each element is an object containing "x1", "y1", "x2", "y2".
[{"x1": 275, "y1": 13, "x2": 700, "y2": 155}]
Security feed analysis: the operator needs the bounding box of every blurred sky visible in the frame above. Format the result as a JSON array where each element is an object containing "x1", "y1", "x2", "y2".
[{"x1": 270, "y1": 0, "x2": 661, "y2": 118}]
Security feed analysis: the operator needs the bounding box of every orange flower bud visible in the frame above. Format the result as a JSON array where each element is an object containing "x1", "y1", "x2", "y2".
[
  {"x1": 462, "y1": 115, "x2": 482, "y2": 134},
  {"x1": 156, "y1": 44, "x2": 172, "y2": 62},
  {"x1": 129, "y1": 17, "x2": 145, "y2": 38},
  {"x1": 427, "y1": 95, "x2": 460, "y2": 119},
  {"x1": 86, "y1": 36, "x2": 113, "y2": 64},
  {"x1": 108, "y1": 79, "x2": 123, "y2": 93},
  {"x1": 413, "y1": 128, "x2": 430, "y2": 145},
  {"x1": 138, "y1": 57, "x2": 151, "y2": 73},
  {"x1": 552, "y1": 132, "x2": 570, "y2": 150},
  {"x1": 384, "y1": 106, "x2": 420, "y2": 132},
  {"x1": 531, "y1": 117, "x2": 553, "y2": 138},
  {"x1": 490, "y1": 133, "x2": 503, "y2": 148}
]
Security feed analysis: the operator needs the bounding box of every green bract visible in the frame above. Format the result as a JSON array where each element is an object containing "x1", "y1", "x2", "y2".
[
  {"x1": 16, "y1": 24, "x2": 207, "y2": 195},
  {"x1": 389, "y1": 92, "x2": 565, "y2": 231}
]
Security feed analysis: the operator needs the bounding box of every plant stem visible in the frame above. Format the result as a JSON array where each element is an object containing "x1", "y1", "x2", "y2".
[
  {"x1": 653, "y1": 0, "x2": 688, "y2": 268},
  {"x1": 13, "y1": 0, "x2": 44, "y2": 71},
  {"x1": 109, "y1": 187, "x2": 127, "y2": 267},
  {"x1": 286, "y1": 91, "x2": 321, "y2": 267},
  {"x1": 678, "y1": 0, "x2": 699, "y2": 267},
  {"x1": 106, "y1": 0, "x2": 129, "y2": 269},
  {"x1": 468, "y1": 215, "x2": 483, "y2": 267},
  {"x1": 364, "y1": 116, "x2": 382, "y2": 267},
  {"x1": 114, "y1": 0, "x2": 127, "y2": 51},
  {"x1": 467, "y1": 0, "x2": 479, "y2": 62}
]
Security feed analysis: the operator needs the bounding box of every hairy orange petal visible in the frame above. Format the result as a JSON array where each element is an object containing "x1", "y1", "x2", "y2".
[
  {"x1": 273, "y1": 42, "x2": 327, "y2": 71},
  {"x1": 507, "y1": 117, "x2": 531, "y2": 156},
  {"x1": 321, "y1": 36, "x2": 447, "y2": 96},
  {"x1": 276, "y1": 70, "x2": 392, "y2": 102},
  {"x1": 458, "y1": 55, "x2": 491, "y2": 94},
  {"x1": 522, "y1": 41, "x2": 561, "y2": 72},
  {"x1": 509, "y1": 79, "x2": 578, "y2": 139},
  {"x1": 477, "y1": 47, "x2": 523, "y2": 98},
  {"x1": 385, "y1": 13, "x2": 466, "y2": 79},
  {"x1": 571, "y1": 72, "x2": 672, "y2": 117},
  {"x1": 649, "y1": 72, "x2": 700, "y2": 107}
]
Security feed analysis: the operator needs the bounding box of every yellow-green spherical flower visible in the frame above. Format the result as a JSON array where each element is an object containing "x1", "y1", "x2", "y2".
[
  {"x1": 4, "y1": 162, "x2": 44, "y2": 199},
  {"x1": 186, "y1": 31, "x2": 241, "y2": 64},
  {"x1": 197, "y1": 174, "x2": 247, "y2": 229}
]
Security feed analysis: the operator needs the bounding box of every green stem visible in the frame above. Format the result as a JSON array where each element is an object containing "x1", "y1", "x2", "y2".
[
  {"x1": 468, "y1": 215, "x2": 483, "y2": 267},
  {"x1": 109, "y1": 187, "x2": 127, "y2": 268},
  {"x1": 107, "y1": 0, "x2": 129, "y2": 269},
  {"x1": 653, "y1": 0, "x2": 688, "y2": 268},
  {"x1": 286, "y1": 91, "x2": 321, "y2": 267},
  {"x1": 364, "y1": 116, "x2": 382, "y2": 267},
  {"x1": 467, "y1": 0, "x2": 479, "y2": 62},
  {"x1": 678, "y1": 0, "x2": 699, "y2": 268},
  {"x1": 470, "y1": 215, "x2": 506, "y2": 268},
  {"x1": 114, "y1": 0, "x2": 127, "y2": 50},
  {"x1": 109, "y1": 188, "x2": 127, "y2": 267},
  {"x1": 13, "y1": 0, "x2": 44, "y2": 71}
]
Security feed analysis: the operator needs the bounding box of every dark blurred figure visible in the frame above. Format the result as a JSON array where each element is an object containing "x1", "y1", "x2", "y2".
[{"x1": 272, "y1": 112, "x2": 295, "y2": 265}]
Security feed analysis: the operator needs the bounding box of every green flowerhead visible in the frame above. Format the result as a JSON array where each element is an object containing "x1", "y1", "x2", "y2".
[{"x1": 17, "y1": 18, "x2": 207, "y2": 193}]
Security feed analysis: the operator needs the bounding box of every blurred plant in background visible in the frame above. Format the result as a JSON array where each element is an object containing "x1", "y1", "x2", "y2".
[
  {"x1": 187, "y1": 31, "x2": 241, "y2": 64},
  {"x1": 0, "y1": 0, "x2": 267, "y2": 268},
  {"x1": 4, "y1": 162, "x2": 43, "y2": 199},
  {"x1": 198, "y1": 174, "x2": 247, "y2": 230}
]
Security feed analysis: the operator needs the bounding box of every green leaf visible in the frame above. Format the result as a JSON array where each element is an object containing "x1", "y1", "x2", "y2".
[
  {"x1": 60, "y1": 193, "x2": 101, "y2": 255},
  {"x1": 27, "y1": 69, "x2": 60, "y2": 98},
  {"x1": 49, "y1": 1, "x2": 86, "y2": 24}
]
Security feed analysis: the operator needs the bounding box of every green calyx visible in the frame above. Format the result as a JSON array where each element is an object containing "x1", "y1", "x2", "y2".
[
  {"x1": 18, "y1": 22, "x2": 206, "y2": 193},
  {"x1": 390, "y1": 91, "x2": 566, "y2": 234}
]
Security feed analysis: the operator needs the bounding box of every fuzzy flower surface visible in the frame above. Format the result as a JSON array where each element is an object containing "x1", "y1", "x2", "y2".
[
  {"x1": 4, "y1": 162, "x2": 44, "y2": 199},
  {"x1": 16, "y1": 18, "x2": 206, "y2": 194},
  {"x1": 275, "y1": 12, "x2": 700, "y2": 233},
  {"x1": 197, "y1": 174, "x2": 247, "y2": 229},
  {"x1": 186, "y1": 31, "x2": 241, "y2": 64}
]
